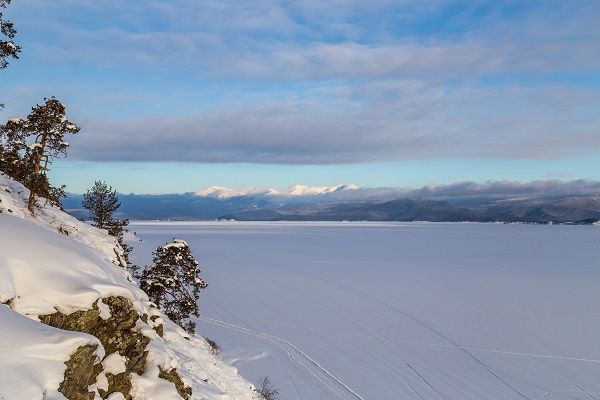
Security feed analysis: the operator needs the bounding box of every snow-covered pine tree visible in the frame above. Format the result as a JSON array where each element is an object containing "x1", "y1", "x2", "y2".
[
  {"x1": 0, "y1": 98, "x2": 80, "y2": 214},
  {"x1": 0, "y1": 0, "x2": 21, "y2": 70},
  {"x1": 140, "y1": 239, "x2": 208, "y2": 334}
]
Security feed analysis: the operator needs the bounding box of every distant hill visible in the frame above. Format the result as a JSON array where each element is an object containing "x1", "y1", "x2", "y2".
[
  {"x1": 220, "y1": 197, "x2": 600, "y2": 223},
  {"x1": 63, "y1": 181, "x2": 600, "y2": 224},
  {"x1": 484, "y1": 197, "x2": 600, "y2": 223},
  {"x1": 221, "y1": 199, "x2": 490, "y2": 222}
]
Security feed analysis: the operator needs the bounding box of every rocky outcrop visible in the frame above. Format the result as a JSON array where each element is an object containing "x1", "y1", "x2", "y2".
[
  {"x1": 39, "y1": 296, "x2": 189, "y2": 400},
  {"x1": 40, "y1": 297, "x2": 151, "y2": 375}
]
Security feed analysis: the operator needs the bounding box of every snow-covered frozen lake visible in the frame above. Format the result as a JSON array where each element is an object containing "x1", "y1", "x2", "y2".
[{"x1": 130, "y1": 221, "x2": 600, "y2": 400}]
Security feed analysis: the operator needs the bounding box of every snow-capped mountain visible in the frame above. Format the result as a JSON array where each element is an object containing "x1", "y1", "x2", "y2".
[
  {"x1": 195, "y1": 186, "x2": 269, "y2": 199},
  {"x1": 285, "y1": 184, "x2": 359, "y2": 196},
  {"x1": 195, "y1": 184, "x2": 359, "y2": 198}
]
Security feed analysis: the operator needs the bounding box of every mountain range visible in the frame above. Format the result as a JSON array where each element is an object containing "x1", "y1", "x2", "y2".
[
  {"x1": 63, "y1": 181, "x2": 600, "y2": 224},
  {"x1": 195, "y1": 184, "x2": 360, "y2": 198}
]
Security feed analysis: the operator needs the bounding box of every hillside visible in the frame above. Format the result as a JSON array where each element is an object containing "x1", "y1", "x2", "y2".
[{"x1": 0, "y1": 172, "x2": 255, "y2": 400}]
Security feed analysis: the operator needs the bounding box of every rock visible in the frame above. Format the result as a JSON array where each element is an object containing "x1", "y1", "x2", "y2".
[
  {"x1": 40, "y1": 296, "x2": 151, "y2": 399},
  {"x1": 159, "y1": 367, "x2": 192, "y2": 400},
  {"x1": 60, "y1": 345, "x2": 103, "y2": 400},
  {"x1": 99, "y1": 372, "x2": 133, "y2": 400},
  {"x1": 39, "y1": 296, "x2": 192, "y2": 399},
  {"x1": 141, "y1": 314, "x2": 164, "y2": 338}
]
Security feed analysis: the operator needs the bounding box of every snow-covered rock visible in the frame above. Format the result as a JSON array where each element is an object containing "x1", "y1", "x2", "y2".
[{"x1": 0, "y1": 173, "x2": 255, "y2": 400}]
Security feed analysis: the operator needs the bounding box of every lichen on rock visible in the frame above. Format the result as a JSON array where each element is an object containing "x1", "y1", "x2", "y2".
[
  {"x1": 60, "y1": 344, "x2": 103, "y2": 400},
  {"x1": 40, "y1": 296, "x2": 151, "y2": 374},
  {"x1": 99, "y1": 371, "x2": 133, "y2": 399},
  {"x1": 40, "y1": 296, "x2": 152, "y2": 399}
]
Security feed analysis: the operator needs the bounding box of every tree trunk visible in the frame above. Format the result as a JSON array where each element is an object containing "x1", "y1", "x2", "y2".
[
  {"x1": 27, "y1": 132, "x2": 47, "y2": 215},
  {"x1": 26, "y1": 151, "x2": 41, "y2": 215}
]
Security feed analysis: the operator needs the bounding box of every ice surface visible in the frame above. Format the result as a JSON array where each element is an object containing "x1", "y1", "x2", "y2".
[{"x1": 132, "y1": 221, "x2": 600, "y2": 400}]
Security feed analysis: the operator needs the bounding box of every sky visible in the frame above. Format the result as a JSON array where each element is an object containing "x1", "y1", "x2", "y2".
[{"x1": 2, "y1": 0, "x2": 600, "y2": 193}]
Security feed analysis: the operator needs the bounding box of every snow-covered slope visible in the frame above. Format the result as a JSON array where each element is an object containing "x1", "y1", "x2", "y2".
[{"x1": 0, "y1": 173, "x2": 255, "y2": 400}]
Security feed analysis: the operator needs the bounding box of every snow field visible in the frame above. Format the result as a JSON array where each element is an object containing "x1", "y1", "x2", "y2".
[{"x1": 132, "y1": 221, "x2": 600, "y2": 400}]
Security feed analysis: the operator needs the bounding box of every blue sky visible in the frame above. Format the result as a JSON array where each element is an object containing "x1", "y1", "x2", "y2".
[{"x1": 2, "y1": 0, "x2": 600, "y2": 193}]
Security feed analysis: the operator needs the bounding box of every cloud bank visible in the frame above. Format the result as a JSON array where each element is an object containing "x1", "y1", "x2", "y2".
[
  {"x1": 67, "y1": 83, "x2": 600, "y2": 163},
  {"x1": 6, "y1": 0, "x2": 600, "y2": 164}
]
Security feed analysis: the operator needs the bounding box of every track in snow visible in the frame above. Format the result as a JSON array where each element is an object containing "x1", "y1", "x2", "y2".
[
  {"x1": 197, "y1": 316, "x2": 366, "y2": 400},
  {"x1": 203, "y1": 247, "x2": 600, "y2": 397}
]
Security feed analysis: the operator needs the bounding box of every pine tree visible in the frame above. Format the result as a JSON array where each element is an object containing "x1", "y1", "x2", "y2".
[
  {"x1": 0, "y1": 0, "x2": 21, "y2": 167},
  {"x1": 0, "y1": 98, "x2": 80, "y2": 213},
  {"x1": 0, "y1": 0, "x2": 20, "y2": 70},
  {"x1": 82, "y1": 181, "x2": 121, "y2": 229},
  {"x1": 0, "y1": 116, "x2": 28, "y2": 180},
  {"x1": 82, "y1": 180, "x2": 134, "y2": 269},
  {"x1": 0, "y1": 0, "x2": 20, "y2": 109},
  {"x1": 140, "y1": 240, "x2": 208, "y2": 334}
]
